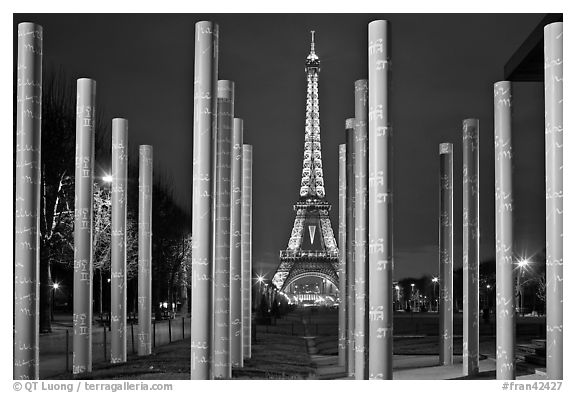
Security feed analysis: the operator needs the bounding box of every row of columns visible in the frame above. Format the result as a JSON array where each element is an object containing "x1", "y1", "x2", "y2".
[
  {"x1": 72, "y1": 82, "x2": 153, "y2": 374},
  {"x1": 337, "y1": 20, "x2": 563, "y2": 381},
  {"x1": 73, "y1": 91, "x2": 155, "y2": 374},
  {"x1": 14, "y1": 22, "x2": 157, "y2": 379},
  {"x1": 74, "y1": 105, "x2": 155, "y2": 372},
  {"x1": 191, "y1": 21, "x2": 254, "y2": 380},
  {"x1": 434, "y1": 21, "x2": 564, "y2": 380}
]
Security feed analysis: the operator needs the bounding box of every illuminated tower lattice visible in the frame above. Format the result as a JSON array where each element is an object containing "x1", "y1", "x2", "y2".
[{"x1": 272, "y1": 32, "x2": 339, "y2": 292}]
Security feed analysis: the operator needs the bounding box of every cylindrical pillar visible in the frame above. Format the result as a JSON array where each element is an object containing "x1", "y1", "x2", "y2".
[
  {"x1": 439, "y1": 143, "x2": 454, "y2": 366},
  {"x1": 345, "y1": 118, "x2": 356, "y2": 377},
  {"x1": 14, "y1": 22, "x2": 42, "y2": 380},
  {"x1": 191, "y1": 20, "x2": 218, "y2": 380},
  {"x1": 368, "y1": 20, "x2": 393, "y2": 380},
  {"x1": 544, "y1": 21, "x2": 563, "y2": 380},
  {"x1": 338, "y1": 143, "x2": 347, "y2": 368},
  {"x1": 463, "y1": 118, "x2": 479, "y2": 376},
  {"x1": 494, "y1": 82, "x2": 516, "y2": 379},
  {"x1": 241, "y1": 144, "x2": 253, "y2": 360},
  {"x1": 230, "y1": 118, "x2": 243, "y2": 367},
  {"x1": 73, "y1": 78, "x2": 96, "y2": 375},
  {"x1": 138, "y1": 145, "x2": 153, "y2": 356},
  {"x1": 354, "y1": 79, "x2": 368, "y2": 380},
  {"x1": 111, "y1": 118, "x2": 128, "y2": 363},
  {"x1": 212, "y1": 80, "x2": 234, "y2": 379}
]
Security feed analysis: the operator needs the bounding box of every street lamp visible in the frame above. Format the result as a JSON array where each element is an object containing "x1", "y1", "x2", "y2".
[
  {"x1": 51, "y1": 282, "x2": 59, "y2": 322},
  {"x1": 432, "y1": 277, "x2": 439, "y2": 312},
  {"x1": 256, "y1": 274, "x2": 265, "y2": 308},
  {"x1": 410, "y1": 283, "x2": 415, "y2": 311},
  {"x1": 517, "y1": 259, "x2": 530, "y2": 316},
  {"x1": 485, "y1": 284, "x2": 492, "y2": 310},
  {"x1": 102, "y1": 174, "x2": 113, "y2": 183}
]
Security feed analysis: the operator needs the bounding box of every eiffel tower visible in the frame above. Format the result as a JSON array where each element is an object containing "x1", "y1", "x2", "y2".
[{"x1": 272, "y1": 31, "x2": 339, "y2": 292}]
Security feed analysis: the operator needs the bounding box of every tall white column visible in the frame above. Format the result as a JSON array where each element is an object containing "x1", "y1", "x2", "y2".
[
  {"x1": 345, "y1": 118, "x2": 356, "y2": 377},
  {"x1": 439, "y1": 143, "x2": 454, "y2": 366},
  {"x1": 110, "y1": 118, "x2": 128, "y2": 363},
  {"x1": 137, "y1": 145, "x2": 153, "y2": 356},
  {"x1": 463, "y1": 118, "x2": 480, "y2": 376},
  {"x1": 544, "y1": 21, "x2": 563, "y2": 380},
  {"x1": 14, "y1": 22, "x2": 43, "y2": 380},
  {"x1": 368, "y1": 19, "x2": 393, "y2": 380},
  {"x1": 354, "y1": 79, "x2": 368, "y2": 380},
  {"x1": 338, "y1": 143, "x2": 347, "y2": 368},
  {"x1": 230, "y1": 118, "x2": 243, "y2": 367},
  {"x1": 73, "y1": 78, "x2": 96, "y2": 375},
  {"x1": 241, "y1": 144, "x2": 253, "y2": 360},
  {"x1": 212, "y1": 80, "x2": 234, "y2": 379},
  {"x1": 191, "y1": 20, "x2": 218, "y2": 380},
  {"x1": 494, "y1": 81, "x2": 516, "y2": 379}
]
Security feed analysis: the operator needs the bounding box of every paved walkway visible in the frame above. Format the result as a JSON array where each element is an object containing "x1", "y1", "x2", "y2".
[{"x1": 311, "y1": 354, "x2": 546, "y2": 380}]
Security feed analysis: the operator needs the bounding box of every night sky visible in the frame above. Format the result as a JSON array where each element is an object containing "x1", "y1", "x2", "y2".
[{"x1": 13, "y1": 13, "x2": 547, "y2": 281}]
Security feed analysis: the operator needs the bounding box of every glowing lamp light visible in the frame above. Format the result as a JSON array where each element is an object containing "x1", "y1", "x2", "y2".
[
  {"x1": 518, "y1": 259, "x2": 529, "y2": 268},
  {"x1": 52, "y1": 283, "x2": 59, "y2": 289},
  {"x1": 102, "y1": 174, "x2": 113, "y2": 183},
  {"x1": 432, "y1": 277, "x2": 439, "y2": 283}
]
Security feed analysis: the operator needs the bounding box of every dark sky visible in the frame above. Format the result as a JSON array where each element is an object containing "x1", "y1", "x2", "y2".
[{"x1": 13, "y1": 13, "x2": 547, "y2": 281}]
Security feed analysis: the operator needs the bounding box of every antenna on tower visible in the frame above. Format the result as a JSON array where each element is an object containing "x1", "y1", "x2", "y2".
[
  {"x1": 310, "y1": 30, "x2": 315, "y2": 54},
  {"x1": 305, "y1": 30, "x2": 320, "y2": 71}
]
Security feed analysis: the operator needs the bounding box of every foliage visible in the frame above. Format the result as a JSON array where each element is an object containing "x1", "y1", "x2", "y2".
[
  {"x1": 18, "y1": 67, "x2": 191, "y2": 326},
  {"x1": 92, "y1": 185, "x2": 139, "y2": 279}
]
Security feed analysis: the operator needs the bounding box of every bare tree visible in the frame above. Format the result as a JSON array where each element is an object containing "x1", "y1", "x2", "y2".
[
  {"x1": 35, "y1": 68, "x2": 108, "y2": 332},
  {"x1": 37, "y1": 70, "x2": 77, "y2": 332}
]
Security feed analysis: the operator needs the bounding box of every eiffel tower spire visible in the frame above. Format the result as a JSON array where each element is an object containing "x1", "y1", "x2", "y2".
[
  {"x1": 300, "y1": 30, "x2": 325, "y2": 199},
  {"x1": 273, "y1": 31, "x2": 339, "y2": 293}
]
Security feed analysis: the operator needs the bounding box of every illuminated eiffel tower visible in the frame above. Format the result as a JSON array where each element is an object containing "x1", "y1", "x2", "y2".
[{"x1": 272, "y1": 31, "x2": 339, "y2": 292}]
